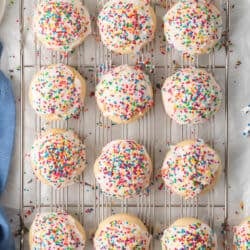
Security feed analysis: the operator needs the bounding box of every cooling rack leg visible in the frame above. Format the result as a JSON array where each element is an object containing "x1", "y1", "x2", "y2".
[{"x1": 19, "y1": 0, "x2": 25, "y2": 248}]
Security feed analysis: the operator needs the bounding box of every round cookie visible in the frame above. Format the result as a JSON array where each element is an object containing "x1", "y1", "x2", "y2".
[
  {"x1": 163, "y1": 0, "x2": 222, "y2": 54},
  {"x1": 161, "y1": 68, "x2": 222, "y2": 125},
  {"x1": 161, "y1": 217, "x2": 217, "y2": 249},
  {"x1": 29, "y1": 64, "x2": 86, "y2": 121},
  {"x1": 95, "y1": 65, "x2": 154, "y2": 124},
  {"x1": 33, "y1": 0, "x2": 91, "y2": 52},
  {"x1": 30, "y1": 129, "x2": 86, "y2": 189},
  {"x1": 161, "y1": 139, "x2": 222, "y2": 199},
  {"x1": 94, "y1": 140, "x2": 152, "y2": 199},
  {"x1": 233, "y1": 217, "x2": 250, "y2": 249},
  {"x1": 94, "y1": 213, "x2": 151, "y2": 249},
  {"x1": 29, "y1": 211, "x2": 86, "y2": 249},
  {"x1": 98, "y1": 0, "x2": 156, "y2": 54}
]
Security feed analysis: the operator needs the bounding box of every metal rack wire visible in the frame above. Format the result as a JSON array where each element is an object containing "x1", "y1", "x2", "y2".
[{"x1": 18, "y1": 0, "x2": 231, "y2": 249}]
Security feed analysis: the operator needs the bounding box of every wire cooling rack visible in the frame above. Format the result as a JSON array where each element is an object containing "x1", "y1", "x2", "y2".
[{"x1": 18, "y1": 0, "x2": 231, "y2": 249}]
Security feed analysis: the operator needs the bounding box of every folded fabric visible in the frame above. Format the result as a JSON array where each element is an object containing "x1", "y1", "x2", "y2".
[
  {"x1": 0, "y1": 207, "x2": 15, "y2": 250},
  {"x1": 0, "y1": 41, "x2": 16, "y2": 249},
  {"x1": 0, "y1": 42, "x2": 15, "y2": 195}
]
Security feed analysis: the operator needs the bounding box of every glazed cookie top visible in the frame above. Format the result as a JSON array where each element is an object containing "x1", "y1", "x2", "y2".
[
  {"x1": 29, "y1": 64, "x2": 86, "y2": 120},
  {"x1": 94, "y1": 140, "x2": 152, "y2": 199},
  {"x1": 161, "y1": 139, "x2": 221, "y2": 199},
  {"x1": 162, "y1": 68, "x2": 222, "y2": 125},
  {"x1": 33, "y1": 0, "x2": 91, "y2": 52},
  {"x1": 163, "y1": 0, "x2": 222, "y2": 54},
  {"x1": 162, "y1": 218, "x2": 217, "y2": 249},
  {"x1": 96, "y1": 65, "x2": 154, "y2": 124},
  {"x1": 30, "y1": 129, "x2": 86, "y2": 189},
  {"x1": 98, "y1": 0, "x2": 156, "y2": 54},
  {"x1": 30, "y1": 211, "x2": 86, "y2": 249},
  {"x1": 94, "y1": 213, "x2": 151, "y2": 250},
  {"x1": 233, "y1": 218, "x2": 250, "y2": 248}
]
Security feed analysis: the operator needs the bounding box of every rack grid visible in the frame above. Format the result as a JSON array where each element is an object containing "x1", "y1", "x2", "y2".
[{"x1": 18, "y1": 0, "x2": 231, "y2": 249}]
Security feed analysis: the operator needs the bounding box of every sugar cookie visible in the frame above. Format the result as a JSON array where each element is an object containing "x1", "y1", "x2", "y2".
[{"x1": 161, "y1": 139, "x2": 222, "y2": 199}]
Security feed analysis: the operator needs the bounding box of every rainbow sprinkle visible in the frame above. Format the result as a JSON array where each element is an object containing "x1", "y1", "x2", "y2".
[
  {"x1": 233, "y1": 219, "x2": 250, "y2": 248},
  {"x1": 96, "y1": 65, "x2": 154, "y2": 123},
  {"x1": 95, "y1": 140, "x2": 152, "y2": 199},
  {"x1": 30, "y1": 64, "x2": 85, "y2": 120},
  {"x1": 161, "y1": 139, "x2": 221, "y2": 199},
  {"x1": 33, "y1": 0, "x2": 91, "y2": 52},
  {"x1": 162, "y1": 68, "x2": 222, "y2": 125},
  {"x1": 94, "y1": 217, "x2": 151, "y2": 249},
  {"x1": 31, "y1": 212, "x2": 85, "y2": 249},
  {"x1": 162, "y1": 221, "x2": 217, "y2": 249},
  {"x1": 30, "y1": 129, "x2": 86, "y2": 189},
  {"x1": 98, "y1": 0, "x2": 155, "y2": 54},
  {"x1": 163, "y1": 1, "x2": 222, "y2": 54}
]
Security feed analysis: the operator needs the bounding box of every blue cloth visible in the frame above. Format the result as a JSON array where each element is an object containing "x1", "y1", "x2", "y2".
[
  {"x1": 0, "y1": 70, "x2": 15, "y2": 194},
  {"x1": 0, "y1": 208, "x2": 15, "y2": 250},
  {"x1": 0, "y1": 41, "x2": 16, "y2": 249}
]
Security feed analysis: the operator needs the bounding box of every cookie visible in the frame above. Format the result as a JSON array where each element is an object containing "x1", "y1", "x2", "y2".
[
  {"x1": 162, "y1": 217, "x2": 217, "y2": 249},
  {"x1": 162, "y1": 68, "x2": 222, "y2": 125},
  {"x1": 29, "y1": 211, "x2": 86, "y2": 249},
  {"x1": 30, "y1": 129, "x2": 86, "y2": 189},
  {"x1": 161, "y1": 139, "x2": 222, "y2": 199},
  {"x1": 96, "y1": 64, "x2": 154, "y2": 124},
  {"x1": 33, "y1": 0, "x2": 91, "y2": 52},
  {"x1": 98, "y1": 0, "x2": 156, "y2": 54},
  {"x1": 94, "y1": 213, "x2": 151, "y2": 249},
  {"x1": 94, "y1": 140, "x2": 152, "y2": 199},
  {"x1": 233, "y1": 217, "x2": 250, "y2": 249},
  {"x1": 163, "y1": 0, "x2": 222, "y2": 54},
  {"x1": 29, "y1": 64, "x2": 86, "y2": 121}
]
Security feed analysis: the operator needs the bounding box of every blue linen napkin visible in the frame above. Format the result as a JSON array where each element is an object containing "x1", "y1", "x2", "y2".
[
  {"x1": 0, "y1": 207, "x2": 15, "y2": 250},
  {"x1": 0, "y1": 53, "x2": 15, "y2": 194},
  {"x1": 0, "y1": 41, "x2": 16, "y2": 249}
]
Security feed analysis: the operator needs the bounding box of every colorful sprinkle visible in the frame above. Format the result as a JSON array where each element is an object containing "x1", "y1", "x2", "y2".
[
  {"x1": 94, "y1": 214, "x2": 151, "y2": 249},
  {"x1": 162, "y1": 220, "x2": 217, "y2": 249},
  {"x1": 30, "y1": 212, "x2": 85, "y2": 249},
  {"x1": 33, "y1": 0, "x2": 91, "y2": 52},
  {"x1": 94, "y1": 140, "x2": 152, "y2": 199},
  {"x1": 96, "y1": 64, "x2": 154, "y2": 124},
  {"x1": 30, "y1": 129, "x2": 86, "y2": 189},
  {"x1": 233, "y1": 218, "x2": 250, "y2": 248},
  {"x1": 242, "y1": 124, "x2": 250, "y2": 137},
  {"x1": 30, "y1": 64, "x2": 85, "y2": 120},
  {"x1": 98, "y1": 0, "x2": 156, "y2": 54},
  {"x1": 241, "y1": 104, "x2": 250, "y2": 115},
  {"x1": 163, "y1": 1, "x2": 222, "y2": 54},
  {"x1": 162, "y1": 68, "x2": 222, "y2": 125},
  {"x1": 161, "y1": 139, "x2": 221, "y2": 199}
]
